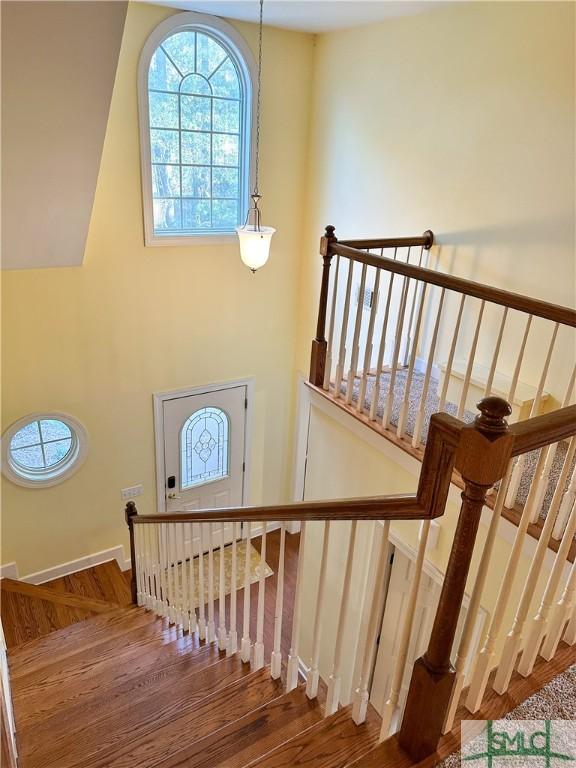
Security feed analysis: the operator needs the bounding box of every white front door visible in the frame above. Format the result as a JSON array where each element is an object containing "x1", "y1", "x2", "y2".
[{"x1": 161, "y1": 384, "x2": 247, "y2": 549}]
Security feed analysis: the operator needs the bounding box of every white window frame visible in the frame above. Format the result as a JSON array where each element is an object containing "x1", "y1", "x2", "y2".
[
  {"x1": 138, "y1": 12, "x2": 257, "y2": 247},
  {"x1": 1, "y1": 412, "x2": 89, "y2": 488}
]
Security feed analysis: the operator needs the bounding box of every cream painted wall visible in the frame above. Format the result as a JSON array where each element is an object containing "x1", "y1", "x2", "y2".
[
  {"x1": 296, "y1": 1, "x2": 575, "y2": 403},
  {"x1": 298, "y1": 397, "x2": 563, "y2": 705},
  {"x1": 1, "y1": 2, "x2": 314, "y2": 575}
]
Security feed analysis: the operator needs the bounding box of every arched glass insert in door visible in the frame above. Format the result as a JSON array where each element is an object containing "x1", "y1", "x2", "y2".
[{"x1": 180, "y1": 406, "x2": 230, "y2": 488}]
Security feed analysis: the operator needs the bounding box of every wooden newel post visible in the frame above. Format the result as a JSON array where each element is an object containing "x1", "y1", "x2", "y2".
[
  {"x1": 398, "y1": 397, "x2": 514, "y2": 761},
  {"x1": 125, "y1": 501, "x2": 138, "y2": 605},
  {"x1": 309, "y1": 225, "x2": 337, "y2": 386}
]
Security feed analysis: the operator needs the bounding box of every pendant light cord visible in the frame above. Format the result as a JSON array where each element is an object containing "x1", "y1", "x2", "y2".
[{"x1": 254, "y1": 0, "x2": 264, "y2": 197}]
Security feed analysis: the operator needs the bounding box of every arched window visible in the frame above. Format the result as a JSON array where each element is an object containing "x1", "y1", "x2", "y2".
[
  {"x1": 139, "y1": 13, "x2": 255, "y2": 245},
  {"x1": 180, "y1": 406, "x2": 230, "y2": 488}
]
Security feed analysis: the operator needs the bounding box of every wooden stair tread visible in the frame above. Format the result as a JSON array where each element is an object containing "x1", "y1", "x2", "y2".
[
  {"x1": 44, "y1": 560, "x2": 132, "y2": 606},
  {"x1": 243, "y1": 703, "x2": 381, "y2": 768},
  {"x1": 7, "y1": 606, "x2": 151, "y2": 676},
  {"x1": 160, "y1": 684, "x2": 324, "y2": 768},
  {"x1": 94, "y1": 668, "x2": 284, "y2": 768},
  {"x1": 16, "y1": 638, "x2": 223, "y2": 744},
  {"x1": 13, "y1": 616, "x2": 200, "y2": 690},
  {"x1": 18, "y1": 653, "x2": 251, "y2": 768},
  {"x1": 0, "y1": 588, "x2": 94, "y2": 648},
  {"x1": 12, "y1": 624, "x2": 221, "y2": 728},
  {"x1": 1, "y1": 577, "x2": 120, "y2": 613}
]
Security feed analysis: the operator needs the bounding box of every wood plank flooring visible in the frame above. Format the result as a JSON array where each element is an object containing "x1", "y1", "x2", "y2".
[
  {"x1": 6, "y1": 537, "x2": 380, "y2": 768},
  {"x1": 5, "y1": 529, "x2": 573, "y2": 768}
]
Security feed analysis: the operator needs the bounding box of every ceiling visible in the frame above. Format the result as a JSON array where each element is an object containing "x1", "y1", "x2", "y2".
[{"x1": 139, "y1": 0, "x2": 442, "y2": 33}]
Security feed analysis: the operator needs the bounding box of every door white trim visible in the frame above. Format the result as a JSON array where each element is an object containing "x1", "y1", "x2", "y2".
[{"x1": 153, "y1": 378, "x2": 254, "y2": 514}]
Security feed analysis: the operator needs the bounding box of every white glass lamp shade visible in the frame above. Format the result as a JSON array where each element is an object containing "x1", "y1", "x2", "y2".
[{"x1": 236, "y1": 225, "x2": 276, "y2": 272}]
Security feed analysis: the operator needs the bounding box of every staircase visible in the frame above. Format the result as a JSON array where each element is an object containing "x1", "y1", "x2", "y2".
[
  {"x1": 7, "y1": 564, "x2": 381, "y2": 768},
  {"x1": 4, "y1": 561, "x2": 574, "y2": 768}
]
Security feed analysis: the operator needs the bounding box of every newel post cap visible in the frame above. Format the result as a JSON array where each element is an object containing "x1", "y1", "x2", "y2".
[
  {"x1": 125, "y1": 500, "x2": 138, "y2": 525},
  {"x1": 324, "y1": 224, "x2": 336, "y2": 239},
  {"x1": 474, "y1": 396, "x2": 512, "y2": 436}
]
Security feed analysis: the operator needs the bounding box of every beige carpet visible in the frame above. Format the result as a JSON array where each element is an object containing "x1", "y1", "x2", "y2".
[
  {"x1": 170, "y1": 540, "x2": 273, "y2": 608},
  {"x1": 436, "y1": 664, "x2": 576, "y2": 767}
]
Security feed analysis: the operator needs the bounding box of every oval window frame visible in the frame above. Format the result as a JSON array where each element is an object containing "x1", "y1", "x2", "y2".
[{"x1": 1, "y1": 412, "x2": 89, "y2": 488}]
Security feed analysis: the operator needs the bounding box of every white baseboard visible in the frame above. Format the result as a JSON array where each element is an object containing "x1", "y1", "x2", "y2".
[
  {"x1": 0, "y1": 563, "x2": 19, "y2": 580},
  {"x1": 249, "y1": 521, "x2": 281, "y2": 539},
  {"x1": 17, "y1": 545, "x2": 130, "y2": 585},
  {"x1": 414, "y1": 356, "x2": 440, "y2": 380}
]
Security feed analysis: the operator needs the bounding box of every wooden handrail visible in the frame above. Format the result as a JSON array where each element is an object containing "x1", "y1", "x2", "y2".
[
  {"x1": 339, "y1": 231, "x2": 434, "y2": 251},
  {"x1": 129, "y1": 413, "x2": 462, "y2": 526},
  {"x1": 510, "y1": 404, "x2": 576, "y2": 455},
  {"x1": 132, "y1": 496, "x2": 423, "y2": 524},
  {"x1": 330, "y1": 242, "x2": 576, "y2": 327}
]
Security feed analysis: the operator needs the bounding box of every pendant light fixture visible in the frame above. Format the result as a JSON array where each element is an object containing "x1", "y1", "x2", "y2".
[{"x1": 236, "y1": 0, "x2": 275, "y2": 272}]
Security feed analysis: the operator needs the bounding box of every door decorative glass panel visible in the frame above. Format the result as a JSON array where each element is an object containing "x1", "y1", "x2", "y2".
[{"x1": 180, "y1": 406, "x2": 230, "y2": 488}]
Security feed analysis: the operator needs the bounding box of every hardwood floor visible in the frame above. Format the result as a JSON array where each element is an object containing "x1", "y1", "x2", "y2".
[
  {"x1": 5, "y1": 529, "x2": 572, "y2": 768},
  {"x1": 6, "y1": 532, "x2": 382, "y2": 768},
  {"x1": 1, "y1": 561, "x2": 131, "y2": 648}
]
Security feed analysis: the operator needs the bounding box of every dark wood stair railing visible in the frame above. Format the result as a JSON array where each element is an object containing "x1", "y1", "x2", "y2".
[{"x1": 125, "y1": 396, "x2": 576, "y2": 763}]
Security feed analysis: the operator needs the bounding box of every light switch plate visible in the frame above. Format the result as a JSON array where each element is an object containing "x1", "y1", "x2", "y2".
[{"x1": 121, "y1": 484, "x2": 143, "y2": 500}]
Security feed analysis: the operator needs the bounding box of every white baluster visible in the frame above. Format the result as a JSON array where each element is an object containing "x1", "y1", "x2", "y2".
[
  {"x1": 357, "y1": 268, "x2": 381, "y2": 412},
  {"x1": 207, "y1": 523, "x2": 216, "y2": 643},
  {"x1": 197, "y1": 524, "x2": 207, "y2": 640},
  {"x1": 369, "y1": 250, "x2": 399, "y2": 421},
  {"x1": 352, "y1": 521, "x2": 392, "y2": 725},
  {"x1": 218, "y1": 524, "x2": 227, "y2": 650},
  {"x1": 167, "y1": 524, "x2": 177, "y2": 622},
  {"x1": 179, "y1": 523, "x2": 189, "y2": 630},
  {"x1": 541, "y1": 516, "x2": 576, "y2": 660},
  {"x1": 443, "y1": 462, "x2": 513, "y2": 733},
  {"x1": 484, "y1": 307, "x2": 508, "y2": 397},
  {"x1": 505, "y1": 323, "x2": 559, "y2": 509},
  {"x1": 253, "y1": 521, "x2": 267, "y2": 670},
  {"x1": 563, "y1": 606, "x2": 576, "y2": 645},
  {"x1": 287, "y1": 521, "x2": 307, "y2": 692},
  {"x1": 134, "y1": 525, "x2": 144, "y2": 607},
  {"x1": 346, "y1": 264, "x2": 368, "y2": 404},
  {"x1": 382, "y1": 277, "x2": 410, "y2": 429},
  {"x1": 402, "y1": 246, "x2": 427, "y2": 367},
  {"x1": 518, "y1": 437, "x2": 576, "y2": 675},
  {"x1": 324, "y1": 255, "x2": 341, "y2": 391},
  {"x1": 306, "y1": 521, "x2": 332, "y2": 699},
  {"x1": 334, "y1": 260, "x2": 354, "y2": 397},
  {"x1": 528, "y1": 367, "x2": 576, "y2": 523},
  {"x1": 144, "y1": 523, "x2": 154, "y2": 610},
  {"x1": 508, "y1": 315, "x2": 533, "y2": 407},
  {"x1": 397, "y1": 284, "x2": 428, "y2": 438},
  {"x1": 413, "y1": 288, "x2": 445, "y2": 447},
  {"x1": 188, "y1": 523, "x2": 198, "y2": 635},
  {"x1": 173, "y1": 523, "x2": 184, "y2": 627},
  {"x1": 227, "y1": 522, "x2": 238, "y2": 656},
  {"x1": 153, "y1": 524, "x2": 162, "y2": 614},
  {"x1": 494, "y1": 445, "x2": 570, "y2": 689},
  {"x1": 241, "y1": 521, "x2": 252, "y2": 663},
  {"x1": 326, "y1": 520, "x2": 357, "y2": 715},
  {"x1": 380, "y1": 520, "x2": 430, "y2": 741},
  {"x1": 457, "y1": 301, "x2": 485, "y2": 419},
  {"x1": 466, "y1": 449, "x2": 549, "y2": 711},
  {"x1": 271, "y1": 523, "x2": 286, "y2": 679},
  {"x1": 554, "y1": 462, "x2": 576, "y2": 540},
  {"x1": 158, "y1": 523, "x2": 167, "y2": 619},
  {"x1": 438, "y1": 294, "x2": 466, "y2": 412}
]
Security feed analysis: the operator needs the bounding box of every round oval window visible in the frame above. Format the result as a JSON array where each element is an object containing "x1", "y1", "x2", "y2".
[{"x1": 2, "y1": 414, "x2": 88, "y2": 487}]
